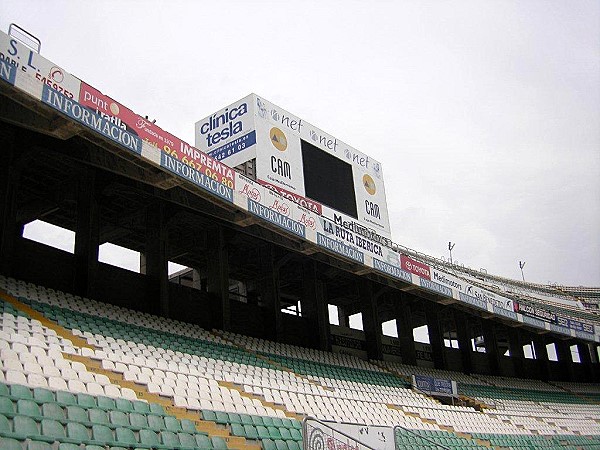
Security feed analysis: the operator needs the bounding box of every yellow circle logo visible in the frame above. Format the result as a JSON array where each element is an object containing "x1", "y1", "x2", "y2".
[
  {"x1": 270, "y1": 127, "x2": 287, "y2": 152},
  {"x1": 363, "y1": 174, "x2": 376, "y2": 195}
]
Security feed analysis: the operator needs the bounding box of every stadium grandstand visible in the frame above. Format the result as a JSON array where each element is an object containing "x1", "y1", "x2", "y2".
[{"x1": 1, "y1": 23, "x2": 599, "y2": 450}]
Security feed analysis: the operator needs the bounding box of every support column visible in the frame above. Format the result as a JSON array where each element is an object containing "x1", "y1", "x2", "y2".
[
  {"x1": 141, "y1": 201, "x2": 169, "y2": 317},
  {"x1": 532, "y1": 335, "x2": 550, "y2": 381},
  {"x1": 577, "y1": 342, "x2": 593, "y2": 381},
  {"x1": 454, "y1": 311, "x2": 473, "y2": 374},
  {"x1": 0, "y1": 129, "x2": 18, "y2": 277},
  {"x1": 73, "y1": 169, "x2": 99, "y2": 298},
  {"x1": 395, "y1": 295, "x2": 416, "y2": 366},
  {"x1": 207, "y1": 226, "x2": 230, "y2": 331},
  {"x1": 482, "y1": 320, "x2": 500, "y2": 375},
  {"x1": 508, "y1": 328, "x2": 525, "y2": 378},
  {"x1": 301, "y1": 260, "x2": 330, "y2": 351},
  {"x1": 424, "y1": 302, "x2": 445, "y2": 370},
  {"x1": 337, "y1": 305, "x2": 350, "y2": 328},
  {"x1": 553, "y1": 339, "x2": 572, "y2": 381},
  {"x1": 259, "y1": 244, "x2": 281, "y2": 342},
  {"x1": 359, "y1": 280, "x2": 383, "y2": 361}
]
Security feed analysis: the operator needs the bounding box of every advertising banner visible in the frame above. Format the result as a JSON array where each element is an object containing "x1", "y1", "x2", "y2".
[
  {"x1": 0, "y1": 32, "x2": 81, "y2": 99},
  {"x1": 515, "y1": 302, "x2": 557, "y2": 324},
  {"x1": 304, "y1": 418, "x2": 375, "y2": 450},
  {"x1": 195, "y1": 94, "x2": 256, "y2": 168},
  {"x1": 79, "y1": 82, "x2": 235, "y2": 188},
  {"x1": 400, "y1": 255, "x2": 431, "y2": 280},
  {"x1": 412, "y1": 374, "x2": 457, "y2": 397}
]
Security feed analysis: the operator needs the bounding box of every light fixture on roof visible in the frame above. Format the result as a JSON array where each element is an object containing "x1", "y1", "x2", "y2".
[
  {"x1": 448, "y1": 242, "x2": 455, "y2": 264},
  {"x1": 519, "y1": 261, "x2": 526, "y2": 282}
]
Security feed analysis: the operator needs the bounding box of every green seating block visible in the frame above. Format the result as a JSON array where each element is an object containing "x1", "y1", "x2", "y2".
[
  {"x1": 164, "y1": 415, "x2": 182, "y2": 432},
  {"x1": 13, "y1": 415, "x2": 40, "y2": 440},
  {"x1": 262, "y1": 439, "x2": 277, "y2": 450},
  {"x1": 178, "y1": 432, "x2": 197, "y2": 448},
  {"x1": 77, "y1": 394, "x2": 96, "y2": 409},
  {"x1": 148, "y1": 414, "x2": 165, "y2": 431},
  {"x1": 274, "y1": 440, "x2": 289, "y2": 450},
  {"x1": 65, "y1": 406, "x2": 87, "y2": 423},
  {"x1": 257, "y1": 425, "x2": 270, "y2": 440},
  {"x1": 202, "y1": 410, "x2": 217, "y2": 422},
  {"x1": 287, "y1": 440, "x2": 301, "y2": 450},
  {"x1": 290, "y1": 428, "x2": 302, "y2": 441},
  {"x1": 251, "y1": 415, "x2": 264, "y2": 427},
  {"x1": 109, "y1": 411, "x2": 129, "y2": 427},
  {"x1": 231, "y1": 423, "x2": 245, "y2": 437},
  {"x1": 139, "y1": 429, "x2": 160, "y2": 447},
  {"x1": 280, "y1": 427, "x2": 292, "y2": 440},
  {"x1": 26, "y1": 440, "x2": 53, "y2": 450},
  {"x1": 129, "y1": 412, "x2": 149, "y2": 430},
  {"x1": 88, "y1": 409, "x2": 109, "y2": 426},
  {"x1": 96, "y1": 396, "x2": 116, "y2": 410},
  {"x1": 0, "y1": 437, "x2": 21, "y2": 450},
  {"x1": 268, "y1": 426, "x2": 282, "y2": 440},
  {"x1": 214, "y1": 411, "x2": 229, "y2": 425},
  {"x1": 58, "y1": 443, "x2": 81, "y2": 450},
  {"x1": 0, "y1": 384, "x2": 9, "y2": 396},
  {"x1": 0, "y1": 414, "x2": 12, "y2": 436},
  {"x1": 91, "y1": 424, "x2": 114, "y2": 446},
  {"x1": 132, "y1": 400, "x2": 150, "y2": 414},
  {"x1": 181, "y1": 418, "x2": 196, "y2": 433}
]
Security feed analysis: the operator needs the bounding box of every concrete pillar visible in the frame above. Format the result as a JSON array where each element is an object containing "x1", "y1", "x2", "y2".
[
  {"x1": 424, "y1": 302, "x2": 445, "y2": 370},
  {"x1": 301, "y1": 260, "x2": 331, "y2": 351},
  {"x1": 259, "y1": 244, "x2": 281, "y2": 342},
  {"x1": 337, "y1": 305, "x2": 350, "y2": 328},
  {"x1": 532, "y1": 335, "x2": 550, "y2": 381},
  {"x1": 359, "y1": 280, "x2": 383, "y2": 361},
  {"x1": 508, "y1": 328, "x2": 525, "y2": 378},
  {"x1": 0, "y1": 129, "x2": 18, "y2": 277},
  {"x1": 206, "y1": 226, "x2": 230, "y2": 331},
  {"x1": 482, "y1": 320, "x2": 500, "y2": 375},
  {"x1": 395, "y1": 295, "x2": 417, "y2": 366},
  {"x1": 142, "y1": 201, "x2": 169, "y2": 317},
  {"x1": 73, "y1": 168, "x2": 99, "y2": 298},
  {"x1": 454, "y1": 311, "x2": 473, "y2": 374}
]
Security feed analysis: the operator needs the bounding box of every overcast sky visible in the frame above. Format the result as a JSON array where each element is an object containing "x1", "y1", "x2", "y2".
[{"x1": 2, "y1": 0, "x2": 599, "y2": 287}]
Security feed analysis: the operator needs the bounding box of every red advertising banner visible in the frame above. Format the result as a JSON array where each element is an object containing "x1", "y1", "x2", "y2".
[
  {"x1": 400, "y1": 255, "x2": 431, "y2": 280},
  {"x1": 78, "y1": 82, "x2": 234, "y2": 187}
]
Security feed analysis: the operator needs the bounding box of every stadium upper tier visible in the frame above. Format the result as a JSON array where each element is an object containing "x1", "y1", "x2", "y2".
[
  {"x1": 1, "y1": 276, "x2": 599, "y2": 450},
  {"x1": 0, "y1": 25, "x2": 598, "y2": 343}
]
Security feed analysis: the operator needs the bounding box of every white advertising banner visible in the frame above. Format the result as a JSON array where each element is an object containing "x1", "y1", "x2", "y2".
[
  {"x1": 0, "y1": 32, "x2": 81, "y2": 100},
  {"x1": 195, "y1": 94, "x2": 256, "y2": 168}
]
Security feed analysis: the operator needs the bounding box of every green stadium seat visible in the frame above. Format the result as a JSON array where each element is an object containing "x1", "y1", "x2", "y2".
[
  {"x1": 0, "y1": 397, "x2": 15, "y2": 416},
  {"x1": 149, "y1": 403, "x2": 165, "y2": 416},
  {"x1": 214, "y1": 411, "x2": 229, "y2": 425},
  {"x1": 115, "y1": 427, "x2": 137, "y2": 446},
  {"x1": 58, "y1": 443, "x2": 81, "y2": 450},
  {"x1": 139, "y1": 428, "x2": 161, "y2": 448},
  {"x1": 115, "y1": 398, "x2": 134, "y2": 413},
  {"x1": 91, "y1": 424, "x2": 114, "y2": 446},
  {"x1": 287, "y1": 440, "x2": 302, "y2": 450},
  {"x1": 97, "y1": 396, "x2": 116, "y2": 410},
  {"x1": 164, "y1": 415, "x2": 182, "y2": 432},
  {"x1": 109, "y1": 410, "x2": 129, "y2": 427},
  {"x1": 0, "y1": 413, "x2": 12, "y2": 436},
  {"x1": 26, "y1": 440, "x2": 53, "y2": 450},
  {"x1": 202, "y1": 410, "x2": 217, "y2": 422},
  {"x1": 279, "y1": 427, "x2": 292, "y2": 440},
  {"x1": 262, "y1": 439, "x2": 277, "y2": 450},
  {"x1": 257, "y1": 425, "x2": 270, "y2": 440},
  {"x1": 178, "y1": 431, "x2": 197, "y2": 448},
  {"x1": 271, "y1": 417, "x2": 284, "y2": 428},
  {"x1": 88, "y1": 409, "x2": 109, "y2": 425},
  {"x1": 66, "y1": 405, "x2": 88, "y2": 423},
  {"x1": 13, "y1": 415, "x2": 41, "y2": 440},
  {"x1": 275, "y1": 440, "x2": 289, "y2": 450},
  {"x1": 42, "y1": 403, "x2": 65, "y2": 421},
  {"x1": 267, "y1": 426, "x2": 282, "y2": 440},
  {"x1": 77, "y1": 394, "x2": 96, "y2": 409},
  {"x1": 10, "y1": 384, "x2": 32, "y2": 400},
  {"x1": 129, "y1": 412, "x2": 149, "y2": 429},
  {"x1": 41, "y1": 418, "x2": 66, "y2": 442},
  {"x1": 181, "y1": 418, "x2": 196, "y2": 433},
  {"x1": 0, "y1": 384, "x2": 10, "y2": 396},
  {"x1": 262, "y1": 416, "x2": 274, "y2": 427},
  {"x1": 239, "y1": 414, "x2": 253, "y2": 426},
  {"x1": 231, "y1": 423, "x2": 245, "y2": 437},
  {"x1": 244, "y1": 424, "x2": 259, "y2": 439},
  {"x1": 211, "y1": 436, "x2": 228, "y2": 449},
  {"x1": 290, "y1": 428, "x2": 302, "y2": 441},
  {"x1": 132, "y1": 400, "x2": 150, "y2": 414},
  {"x1": 1, "y1": 437, "x2": 22, "y2": 450},
  {"x1": 56, "y1": 391, "x2": 77, "y2": 407},
  {"x1": 66, "y1": 422, "x2": 90, "y2": 443},
  {"x1": 17, "y1": 399, "x2": 41, "y2": 418},
  {"x1": 33, "y1": 388, "x2": 54, "y2": 404},
  {"x1": 160, "y1": 430, "x2": 180, "y2": 447},
  {"x1": 290, "y1": 420, "x2": 302, "y2": 430},
  {"x1": 148, "y1": 414, "x2": 165, "y2": 430},
  {"x1": 195, "y1": 433, "x2": 214, "y2": 449},
  {"x1": 228, "y1": 412, "x2": 242, "y2": 424},
  {"x1": 251, "y1": 415, "x2": 264, "y2": 427}
]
